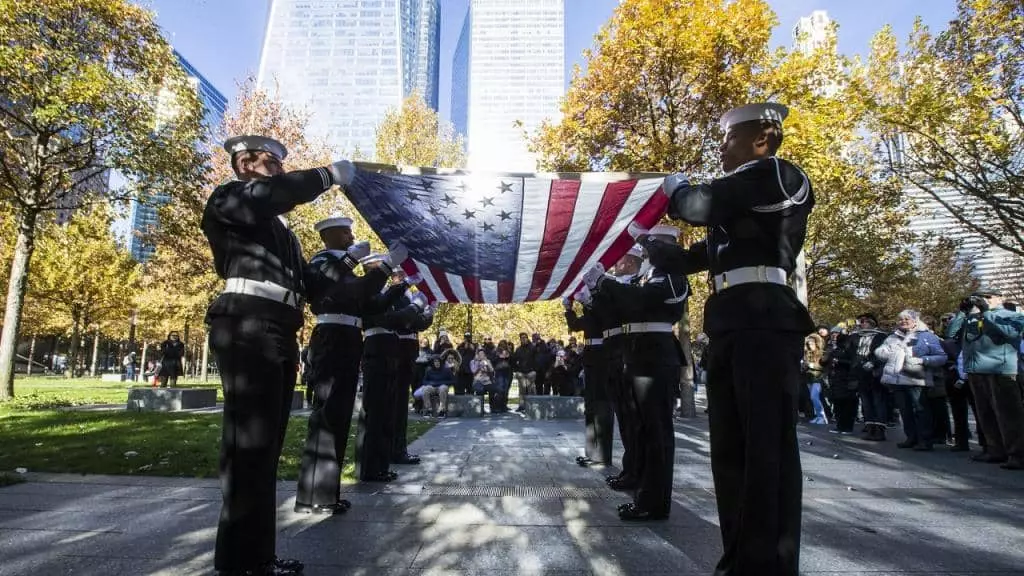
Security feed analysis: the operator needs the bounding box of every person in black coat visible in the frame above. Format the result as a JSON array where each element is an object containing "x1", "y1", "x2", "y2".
[{"x1": 158, "y1": 332, "x2": 185, "y2": 388}]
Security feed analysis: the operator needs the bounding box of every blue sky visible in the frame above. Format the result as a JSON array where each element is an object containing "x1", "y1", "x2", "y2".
[{"x1": 145, "y1": 0, "x2": 958, "y2": 123}]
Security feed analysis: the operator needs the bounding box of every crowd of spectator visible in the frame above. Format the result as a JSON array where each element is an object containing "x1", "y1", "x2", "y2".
[
  {"x1": 797, "y1": 289, "x2": 1024, "y2": 471},
  {"x1": 410, "y1": 330, "x2": 586, "y2": 417}
]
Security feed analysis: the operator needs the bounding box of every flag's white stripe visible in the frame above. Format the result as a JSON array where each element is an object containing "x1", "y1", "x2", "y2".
[
  {"x1": 446, "y1": 272, "x2": 471, "y2": 302},
  {"x1": 538, "y1": 180, "x2": 607, "y2": 300},
  {"x1": 480, "y1": 279, "x2": 498, "y2": 304},
  {"x1": 558, "y1": 177, "x2": 665, "y2": 298},
  {"x1": 414, "y1": 259, "x2": 447, "y2": 303},
  {"x1": 513, "y1": 177, "x2": 551, "y2": 301}
]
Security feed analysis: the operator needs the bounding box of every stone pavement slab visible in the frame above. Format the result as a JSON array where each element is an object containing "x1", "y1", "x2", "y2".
[{"x1": 1, "y1": 406, "x2": 1023, "y2": 575}]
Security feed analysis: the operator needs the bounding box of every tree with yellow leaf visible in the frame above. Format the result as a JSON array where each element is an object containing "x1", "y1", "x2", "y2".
[
  {"x1": 0, "y1": 0, "x2": 204, "y2": 398},
  {"x1": 375, "y1": 91, "x2": 466, "y2": 168},
  {"x1": 860, "y1": 0, "x2": 1024, "y2": 258},
  {"x1": 26, "y1": 205, "x2": 141, "y2": 377}
]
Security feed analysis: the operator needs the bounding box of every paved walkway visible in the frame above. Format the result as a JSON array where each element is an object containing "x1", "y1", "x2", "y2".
[{"x1": 2, "y1": 409, "x2": 1023, "y2": 575}]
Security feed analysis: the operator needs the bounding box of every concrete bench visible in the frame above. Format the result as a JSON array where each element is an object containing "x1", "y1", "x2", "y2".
[
  {"x1": 519, "y1": 395, "x2": 585, "y2": 419},
  {"x1": 100, "y1": 374, "x2": 123, "y2": 382},
  {"x1": 445, "y1": 395, "x2": 483, "y2": 418},
  {"x1": 126, "y1": 388, "x2": 217, "y2": 412}
]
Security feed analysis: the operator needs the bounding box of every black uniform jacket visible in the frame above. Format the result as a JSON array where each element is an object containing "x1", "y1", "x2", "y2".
[{"x1": 653, "y1": 156, "x2": 816, "y2": 336}]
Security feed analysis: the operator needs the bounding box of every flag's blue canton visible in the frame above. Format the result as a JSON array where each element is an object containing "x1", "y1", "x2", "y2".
[{"x1": 348, "y1": 170, "x2": 524, "y2": 282}]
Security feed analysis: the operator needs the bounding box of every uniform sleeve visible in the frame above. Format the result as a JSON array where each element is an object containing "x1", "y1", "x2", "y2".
[
  {"x1": 597, "y1": 272, "x2": 689, "y2": 314},
  {"x1": 208, "y1": 167, "x2": 334, "y2": 224},
  {"x1": 410, "y1": 311, "x2": 434, "y2": 332},
  {"x1": 667, "y1": 158, "x2": 806, "y2": 226},
  {"x1": 644, "y1": 239, "x2": 709, "y2": 275},
  {"x1": 366, "y1": 304, "x2": 420, "y2": 331}
]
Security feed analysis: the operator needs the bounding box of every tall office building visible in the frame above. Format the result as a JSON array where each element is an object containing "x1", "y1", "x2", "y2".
[
  {"x1": 793, "y1": 10, "x2": 833, "y2": 54},
  {"x1": 452, "y1": 0, "x2": 565, "y2": 171},
  {"x1": 126, "y1": 50, "x2": 227, "y2": 263},
  {"x1": 257, "y1": 0, "x2": 441, "y2": 156}
]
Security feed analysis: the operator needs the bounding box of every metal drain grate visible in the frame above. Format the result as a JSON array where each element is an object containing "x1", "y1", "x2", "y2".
[{"x1": 340, "y1": 484, "x2": 618, "y2": 499}]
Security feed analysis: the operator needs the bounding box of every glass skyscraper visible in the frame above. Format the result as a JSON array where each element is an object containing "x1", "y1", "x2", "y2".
[
  {"x1": 257, "y1": 0, "x2": 441, "y2": 156},
  {"x1": 127, "y1": 50, "x2": 227, "y2": 263},
  {"x1": 451, "y1": 0, "x2": 565, "y2": 171}
]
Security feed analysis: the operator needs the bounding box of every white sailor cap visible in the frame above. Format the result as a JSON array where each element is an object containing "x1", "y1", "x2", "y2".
[
  {"x1": 223, "y1": 135, "x2": 288, "y2": 160},
  {"x1": 649, "y1": 224, "x2": 680, "y2": 240},
  {"x1": 314, "y1": 215, "x2": 353, "y2": 233},
  {"x1": 627, "y1": 244, "x2": 644, "y2": 258},
  {"x1": 720, "y1": 103, "x2": 789, "y2": 132}
]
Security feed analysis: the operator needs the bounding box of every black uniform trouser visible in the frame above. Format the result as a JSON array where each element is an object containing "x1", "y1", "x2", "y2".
[
  {"x1": 605, "y1": 339, "x2": 639, "y2": 480},
  {"x1": 392, "y1": 338, "x2": 419, "y2": 459},
  {"x1": 296, "y1": 325, "x2": 362, "y2": 507},
  {"x1": 583, "y1": 350, "x2": 614, "y2": 464},
  {"x1": 707, "y1": 330, "x2": 803, "y2": 576},
  {"x1": 209, "y1": 316, "x2": 298, "y2": 571},
  {"x1": 627, "y1": 361, "x2": 678, "y2": 515},
  {"x1": 832, "y1": 395, "x2": 859, "y2": 432},
  {"x1": 356, "y1": 336, "x2": 398, "y2": 480}
]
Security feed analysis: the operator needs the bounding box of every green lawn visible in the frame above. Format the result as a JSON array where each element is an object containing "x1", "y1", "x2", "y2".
[
  {"x1": 8, "y1": 375, "x2": 225, "y2": 408},
  {"x1": 1, "y1": 378, "x2": 435, "y2": 481}
]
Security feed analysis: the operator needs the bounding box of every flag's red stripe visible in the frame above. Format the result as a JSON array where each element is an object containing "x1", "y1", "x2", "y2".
[
  {"x1": 550, "y1": 180, "x2": 640, "y2": 297},
  {"x1": 526, "y1": 179, "x2": 582, "y2": 301},
  {"x1": 497, "y1": 281, "x2": 514, "y2": 303},
  {"x1": 401, "y1": 261, "x2": 436, "y2": 303},
  {"x1": 582, "y1": 188, "x2": 670, "y2": 294},
  {"x1": 429, "y1": 266, "x2": 458, "y2": 302},
  {"x1": 461, "y1": 276, "x2": 483, "y2": 304}
]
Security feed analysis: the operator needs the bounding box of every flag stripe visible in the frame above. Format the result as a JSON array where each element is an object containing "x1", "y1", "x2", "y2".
[
  {"x1": 557, "y1": 179, "x2": 668, "y2": 298},
  {"x1": 462, "y1": 276, "x2": 483, "y2": 303},
  {"x1": 429, "y1": 265, "x2": 458, "y2": 302},
  {"x1": 400, "y1": 260, "x2": 437, "y2": 303},
  {"x1": 512, "y1": 178, "x2": 552, "y2": 302},
  {"x1": 526, "y1": 179, "x2": 582, "y2": 302},
  {"x1": 446, "y1": 271, "x2": 471, "y2": 302},
  {"x1": 414, "y1": 260, "x2": 447, "y2": 303},
  {"x1": 538, "y1": 180, "x2": 608, "y2": 300},
  {"x1": 549, "y1": 179, "x2": 642, "y2": 298},
  {"x1": 480, "y1": 279, "x2": 499, "y2": 303},
  {"x1": 497, "y1": 280, "x2": 514, "y2": 303}
]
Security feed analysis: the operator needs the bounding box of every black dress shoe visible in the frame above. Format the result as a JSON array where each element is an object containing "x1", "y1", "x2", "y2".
[
  {"x1": 393, "y1": 453, "x2": 421, "y2": 465},
  {"x1": 607, "y1": 477, "x2": 638, "y2": 491},
  {"x1": 294, "y1": 501, "x2": 349, "y2": 515},
  {"x1": 576, "y1": 456, "x2": 593, "y2": 467},
  {"x1": 617, "y1": 503, "x2": 668, "y2": 521},
  {"x1": 273, "y1": 557, "x2": 304, "y2": 572},
  {"x1": 604, "y1": 473, "x2": 623, "y2": 483}
]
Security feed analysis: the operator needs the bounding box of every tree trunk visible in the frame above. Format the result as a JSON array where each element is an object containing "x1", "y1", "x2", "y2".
[
  {"x1": 140, "y1": 341, "x2": 149, "y2": 383},
  {"x1": 67, "y1": 318, "x2": 81, "y2": 379},
  {"x1": 0, "y1": 210, "x2": 39, "y2": 400},
  {"x1": 201, "y1": 333, "x2": 210, "y2": 382},
  {"x1": 89, "y1": 328, "x2": 100, "y2": 377},
  {"x1": 26, "y1": 334, "x2": 36, "y2": 376}
]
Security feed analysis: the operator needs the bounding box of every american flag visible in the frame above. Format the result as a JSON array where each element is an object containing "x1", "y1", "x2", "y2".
[{"x1": 345, "y1": 163, "x2": 669, "y2": 304}]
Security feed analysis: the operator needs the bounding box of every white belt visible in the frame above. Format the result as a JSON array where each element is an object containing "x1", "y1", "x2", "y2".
[
  {"x1": 398, "y1": 334, "x2": 418, "y2": 341},
  {"x1": 364, "y1": 327, "x2": 395, "y2": 337},
  {"x1": 584, "y1": 338, "x2": 603, "y2": 346},
  {"x1": 223, "y1": 278, "x2": 302, "y2": 309},
  {"x1": 602, "y1": 328, "x2": 623, "y2": 338},
  {"x1": 621, "y1": 322, "x2": 674, "y2": 335},
  {"x1": 315, "y1": 313, "x2": 362, "y2": 328},
  {"x1": 713, "y1": 266, "x2": 787, "y2": 292}
]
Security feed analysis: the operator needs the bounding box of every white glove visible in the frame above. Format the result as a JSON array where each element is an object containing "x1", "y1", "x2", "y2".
[
  {"x1": 347, "y1": 241, "x2": 371, "y2": 261},
  {"x1": 405, "y1": 273, "x2": 423, "y2": 285},
  {"x1": 561, "y1": 296, "x2": 573, "y2": 310},
  {"x1": 423, "y1": 304, "x2": 435, "y2": 317},
  {"x1": 662, "y1": 173, "x2": 690, "y2": 197},
  {"x1": 862, "y1": 362, "x2": 874, "y2": 371},
  {"x1": 327, "y1": 160, "x2": 355, "y2": 187},
  {"x1": 409, "y1": 291, "x2": 428, "y2": 311},
  {"x1": 582, "y1": 263, "x2": 605, "y2": 289},
  {"x1": 627, "y1": 221, "x2": 649, "y2": 239},
  {"x1": 386, "y1": 243, "x2": 409, "y2": 266},
  {"x1": 574, "y1": 285, "x2": 593, "y2": 306}
]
